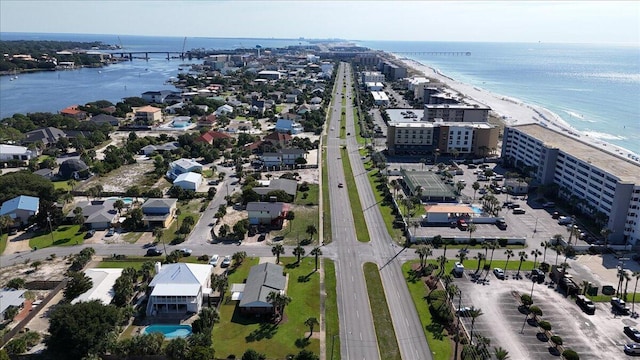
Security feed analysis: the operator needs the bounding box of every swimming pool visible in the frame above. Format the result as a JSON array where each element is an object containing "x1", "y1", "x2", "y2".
[
  {"x1": 471, "y1": 205, "x2": 483, "y2": 214},
  {"x1": 142, "y1": 324, "x2": 192, "y2": 339},
  {"x1": 106, "y1": 197, "x2": 134, "y2": 205}
]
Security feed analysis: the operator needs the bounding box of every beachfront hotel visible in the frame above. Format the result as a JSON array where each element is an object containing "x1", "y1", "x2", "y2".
[
  {"x1": 502, "y1": 124, "x2": 640, "y2": 246},
  {"x1": 385, "y1": 109, "x2": 499, "y2": 157},
  {"x1": 422, "y1": 104, "x2": 491, "y2": 123}
]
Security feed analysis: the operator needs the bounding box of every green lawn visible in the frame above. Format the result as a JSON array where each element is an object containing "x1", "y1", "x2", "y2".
[
  {"x1": 0, "y1": 233, "x2": 7, "y2": 255},
  {"x1": 52, "y1": 180, "x2": 71, "y2": 192},
  {"x1": 341, "y1": 148, "x2": 370, "y2": 242},
  {"x1": 272, "y1": 206, "x2": 319, "y2": 246},
  {"x1": 321, "y1": 134, "x2": 332, "y2": 244},
  {"x1": 29, "y1": 224, "x2": 85, "y2": 249},
  {"x1": 295, "y1": 184, "x2": 319, "y2": 206},
  {"x1": 159, "y1": 200, "x2": 202, "y2": 244},
  {"x1": 121, "y1": 231, "x2": 145, "y2": 244},
  {"x1": 340, "y1": 111, "x2": 346, "y2": 139},
  {"x1": 98, "y1": 256, "x2": 208, "y2": 270},
  {"x1": 324, "y1": 260, "x2": 340, "y2": 360},
  {"x1": 366, "y1": 168, "x2": 404, "y2": 242},
  {"x1": 213, "y1": 257, "x2": 320, "y2": 359},
  {"x1": 401, "y1": 260, "x2": 452, "y2": 360},
  {"x1": 363, "y1": 262, "x2": 401, "y2": 360},
  {"x1": 353, "y1": 108, "x2": 366, "y2": 145}
]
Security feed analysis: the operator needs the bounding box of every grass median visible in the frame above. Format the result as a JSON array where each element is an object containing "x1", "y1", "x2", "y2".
[
  {"x1": 364, "y1": 262, "x2": 401, "y2": 360},
  {"x1": 341, "y1": 147, "x2": 370, "y2": 242},
  {"x1": 365, "y1": 167, "x2": 404, "y2": 242},
  {"x1": 321, "y1": 134, "x2": 332, "y2": 244},
  {"x1": 324, "y1": 259, "x2": 341, "y2": 360}
]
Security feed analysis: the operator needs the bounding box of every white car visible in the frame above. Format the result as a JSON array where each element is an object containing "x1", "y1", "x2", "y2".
[
  {"x1": 209, "y1": 254, "x2": 219, "y2": 266},
  {"x1": 221, "y1": 255, "x2": 232, "y2": 267},
  {"x1": 179, "y1": 248, "x2": 192, "y2": 256},
  {"x1": 493, "y1": 268, "x2": 505, "y2": 279}
]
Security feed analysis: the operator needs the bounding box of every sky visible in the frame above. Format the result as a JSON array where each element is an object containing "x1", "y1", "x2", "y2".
[{"x1": 1, "y1": 1, "x2": 638, "y2": 45}]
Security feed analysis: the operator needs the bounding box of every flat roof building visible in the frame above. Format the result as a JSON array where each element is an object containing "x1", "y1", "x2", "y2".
[
  {"x1": 423, "y1": 104, "x2": 491, "y2": 123},
  {"x1": 371, "y1": 91, "x2": 389, "y2": 106},
  {"x1": 502, "y1": 123, "x2": 640, "y2": 245}
]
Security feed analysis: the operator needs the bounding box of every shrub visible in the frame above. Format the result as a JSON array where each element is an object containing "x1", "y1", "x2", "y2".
[
  {"x1": 521, "y1": 294, "x2": 533, "y2": 307},
  {"x1": 469, "y1": 238, "x2": 477, "y2": 246},
  {"x1": 538, "y1": 320, "x2": 551, "y2": 331},
  {"x1": 529, "y1": 305, "x2": 543, "y2": 318},
  {"x1": 197, "y1": 254, "x2": 209, "y2": 262},
  {"x1": 550, "y1": 335, "x2": 563, "y2": 347},
  {"x1": 562, "y1": 349, "x2": 579, "y2": 360},
  {"x1": 539, "y1": 262, "x2": 550, "y2": 273},
  {"x1": 498, "y1": 238, "x2": 508, "y2": 247}
]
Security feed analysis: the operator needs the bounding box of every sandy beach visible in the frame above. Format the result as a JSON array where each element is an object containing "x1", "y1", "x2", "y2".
[{"x1": 395, "y1": 56, "x2": 640, "y2": 159}]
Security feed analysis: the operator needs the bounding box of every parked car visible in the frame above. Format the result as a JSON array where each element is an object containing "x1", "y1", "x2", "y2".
[
  {"x1": 106, "y1": 228, "x2": 115, "y2": 237},
  {"x1": 179, "y1": 248, "x2": 192, "y2": 256},
  {"x1": 8, "y1": 228, "x2": 18, "y2": 236},
  {"x1": 495, "y1": 219, "x2": 508, "y2": 230},
  {"x1": 543, "y1": 201, "x2": 556, "y2": 208},
  {"x1": 558, "y1": 216, "x2": 573, "y2": 225},
  {"x1": 624, "y1": 343, "x2": 640, "y2": 355},
  {"x1": 493, "y1": 268, "x2": 505, "y2": 279},
  {"x1": 457, "y1": 219, "x2": 469, "y2": 231},
  {"x1": 531, "y1": 269, "x2": 545, "y2": 283},
  {"x1": 146, "y1": 248, "x2": 163, "y2": 256},
  {"x1": 258, "y1": 233, "x2": 266, "y2": 241},
  {"x1": 552, "y1": 212, "x2": 561, "y2": 219},
  {"x1": 338, "y1": 183, "x2": 344, "y2": 188},
  {"x1": 453, "y1": 262, "x2": 465, "y2": 277},
  {"x1": 209, "y1": 254, "x2": 220, "y2": 266},
  {"x1": 625, "y1": 326, "x2": 640, "y2": 342},
  {"x1": 208, "y1": 180, "x2": 219, "y2": 185},
  {"x1": 221, "y1": 255, "x2": 232, "y2": 267},
  {"x1": 84, "y1": 229, "x2": 96, "y2": 239},
  {"x1": 576, "y1": 295, "x2": 595, "y2": 314},
  {"x1": 507, "y1": 203, "x2": 520, "y2": 209},
  {"x1": 513, "y1": 208, "x2": 526, "y2": 215},
  {"x1": 614, "y1": 297, "x2": 631, "y2": 314}
]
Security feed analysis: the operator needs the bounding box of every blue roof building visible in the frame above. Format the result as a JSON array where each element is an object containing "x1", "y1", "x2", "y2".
[{"x1": 0, "y1": 195, "x2": 40, "y2": 226}]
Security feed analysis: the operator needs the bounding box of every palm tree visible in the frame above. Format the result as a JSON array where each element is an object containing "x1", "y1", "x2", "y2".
[
  {"x1": 113, "y1": 199, "x2": 126, "y2": 216},
  {"x1": 72, "y1": 207, "x2": 84, "y2": 225},
  {"x1": 293, "y1": 244, "x2": 305, "y2": 263},
  {"x1": 67, "y1": 179, "x2": 77, "y2": 192},
  {"x1": 554, "y1": 244, "x2": 564, "y2": 267},
  {"x1": 552, "y1": 233, "x2": 563, "y2": 246},
  {"x1": 304, "y1": 317, "x2": 319, "y2": 338},
  {"x1": 601, "y1": 227, "x2": 612, "y2": 250},
  {"x1": 456, "y1": 249, "x2": 468, "y2": 266},
  {"x1": 487, "y1": 242, "x2": 497, "y2": 268},
  {"x1": 267, "y1": 291, "x2": 292, "y2": 322},
  {"x1": 468, "y1": 223, "x2": 477, "y2": 242},
  {"x1": 437, "y1": 255, "x2": 447, "y2": 276},
  {"x1": 504, "y1": 249, "x2": 514, "y2": 274},
  {"x1": 531, "y1": 249, "x2": 542, "y2": 270},
  {"x1": 232, "y1": 251, "x2": 247, "y2": 266},
  {"x1": 516, "y1": 251, "x2": 528, "y2": 277},
  {"x1": 211, "y1": 273, "x2": 229, "y2": 304},
  {"x1": 272, "y1": 244, "x2": 285, "y2": 264},
  {"x1": 310, "y1": 247, "x2": 322, "y2": 271},
  {"x1": 415, "y1": 245, "x2": 432, "y2": 269},
  {"x1": 493, "y1": 347, "x2": 509, "y2": 360},
  {"x1": 474, "y1": 253, "x2": 486, "y2": 274},
  {"x1": 541, "y1": 241, "x2": 552, "y2": 264},
  {"x1": 442, "y1": 237, "x2": 453, "y2": 259},
  {"x1": 469, "y1": 307, "x2": 484, "y2": 343},
  {"x1": 305, "y1": 224, "x2": 318, "y2": 242},
  {"x1": 472, "y1": 181, "x2": 480, "y2": 200},
  {"x1": 632, "y1": 272, "x2": 640, "y2": 315}
]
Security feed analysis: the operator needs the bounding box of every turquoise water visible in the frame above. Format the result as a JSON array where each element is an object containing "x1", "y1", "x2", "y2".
[
  {"x1": 471, "y1": 205, "x2": 483, "y2": 214},
  {"x1": 142, "y1": 324, "x2": 192, "y2": 339},
  {"x1": 106, "y1": 197, "x2": 133, "y2": 204}
]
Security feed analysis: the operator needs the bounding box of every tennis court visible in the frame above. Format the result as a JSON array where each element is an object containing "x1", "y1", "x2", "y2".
[{"x1": 401, "y1": 169, "x2": 457, "y2": 201}]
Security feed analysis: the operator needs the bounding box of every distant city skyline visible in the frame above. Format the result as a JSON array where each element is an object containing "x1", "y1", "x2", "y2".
[{"x1": 1, "y1": 1, "x2": 638, "y2": 45}]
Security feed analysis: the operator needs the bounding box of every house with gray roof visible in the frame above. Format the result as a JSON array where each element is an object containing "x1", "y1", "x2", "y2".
[
  {"x1": 67, "y1": 199, "x2": 118, "y2": 230},
  {"x1": 140, "y1": 142, "x2": 180, "y2": 156},
  {"x1": 23, "y1": 127, "x2": 67, "y2": 148},
  {"x1": 253, "y1": 178, "x2": 298, "y2": 201},
  {"x1": 0, "y1": 195, "x2": 39, "y2": 227},
  {"x1": 238, "y1": 263, "x2": 286, "y2": 314},
  {"x1": 90, "y1": 114, "x2": 121, "y2": 126},
  {"x1": 141, "y1": 198, "x2": 178, "y2": 228}
]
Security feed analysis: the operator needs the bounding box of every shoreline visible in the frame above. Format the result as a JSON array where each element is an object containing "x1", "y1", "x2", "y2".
[{"x1": 392, "y1": 54, "x2": 640, "y2": 160}]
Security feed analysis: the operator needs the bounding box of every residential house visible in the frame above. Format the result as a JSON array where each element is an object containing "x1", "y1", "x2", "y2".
[
  {"x1": 0, "y1": 195, "x2": 39, "y2": 227},
  {"x1": 296, "y1": 103, "x2": 312, "y2": 115},
  {"x1": 280, "y1": 112, "x2": 301, "y2": 121},
  {"x1": 251, "y1": 99, "x2": 266, "y2": 114},
  {"x1": 33, "y1": 168, "x2": 55, "y2": 179},
  {"x1": 253, "y1": 178, "x2": 298, "y2": 200},
  {"x1": 195, "y1": 131, "x2": 232, "y2": 146},
  {"x1": 275, "y1": 119, "x2": 303, "y2": 135},
  {"x1": 71, "y1": 269, "x2": 123, "y2": 305},
  {"x1": 261, "y1": 152, "x2": 284, "y2": 168},
  {"x1": 140, "y1": 142, "x2": 180, "y2": 156},
  {"x1": 60, "y1": 105, "x2": 88, "y2": 120},
  {"x1": 58, "y1": 159, "x2": 91, "y2": 180},
  {"x1": 0, "y1": 289, "x2": 27, "y2": 320},
  {"x1": 257, "y1": 70, "x2": 282, "y2": 80},
  {"x1": 23, "y1": 127, "x2": 67, "y2": 148},
  {"x1": 214, "y1": 104, "x2": 234, "y2": 117},
  {"x1": 309, "y1": 96, "x2": 322, "y2": 105},
  {"x1": 89, "y1": 114, "x2": 121, "y2": 127},
  {"x1": 166, "y1": 158, "x2": 203, "y2": 180},
  {"x1": 280, "y1": 148, "x2": 307, "y2": 165},
  {"x1": 198, "y1": 114, "x2": 217, "y2": 128},
  {"x1": 146, "y1": 263, "x2": 213, "y2": 316},
  {"x1": 246, "y1": 202, "x2": 287, "y2": 227},
  {"x1": 238, "y1": 263, "x2": 286, "y2": 314},
  {"x1": 134, "y1": 106, "x2": 162, "y2": 124},
  {"x1": 141, "y1": 90, "x2": 180, "y2": 104},
  {"x1": 226, "y1": 120, "x2": 253, "y2": 134},
  {"x1": 173, "y1": 172, "x2": 203, "y2": 191},
  {"x1": 141, "y1": 198, "x2": 178, "y2": 228},
  {"x1": 263, "y1": 132, "x2": 292, "y2": 148},
  {"x1": 0, "y1": 144, "x2": 36, "y2": 164},
  {"x1": 267, "y1": 91, "x2": 283, "y2": 102},
  {"x1": 164, "y1": 102, "x2": 186, "y2": 114},
  {"x1": 284, "y1": 94, "x2": 298, "y2": 103},
  {"x1": 67, "y1": 199, "x2": 118, "y2": 230}
]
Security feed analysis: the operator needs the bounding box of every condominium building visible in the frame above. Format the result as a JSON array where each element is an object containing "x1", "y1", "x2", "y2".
[
  {"x1": 502, "y1": 124, "x2": 640, "y2": 245},
  {"x1": 361, "y1": 71, "x2": 385, "y2": 84},
  {"x1": 423, "y1": 104, "x2": 490, "y2": 122},
  {"x1": 385, "y1": 109, "x2": 498, "y2": 157}
]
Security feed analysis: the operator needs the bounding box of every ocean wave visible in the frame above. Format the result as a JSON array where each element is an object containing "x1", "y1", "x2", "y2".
[
  {"x1": 562, "y1": 72, "x2": 640, "y2": 84},
  {"x1": 563, "y1": 110, "x2": 596, "y2": 123},
  {"x1": 582, "y1": 131, "x2": 626, "y2": 141}
]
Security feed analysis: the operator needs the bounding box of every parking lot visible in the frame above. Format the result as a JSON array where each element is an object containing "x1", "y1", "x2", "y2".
[{"x1": 454, "y1": 270, "x2": 635, "y2": 359}]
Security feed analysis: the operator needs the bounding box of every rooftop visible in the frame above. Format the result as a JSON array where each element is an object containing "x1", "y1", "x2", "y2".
[{"x1": 511, "y1": 124, "x2": 640, "y2": 183}]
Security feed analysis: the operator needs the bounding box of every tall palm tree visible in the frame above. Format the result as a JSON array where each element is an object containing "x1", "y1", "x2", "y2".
[
  {"x1": 504, "y1": 249, "x2": 514, "y2": 274},
  {"x1": 472, "y1": 181, "x2": 480, "y2": 200},
  {"x1": 456, "y1": 249, "x2": 468, "y2": 266},
  {"x1": 541, "y1": 241, "x2": 552, "y2": 264},
  {"x1": 271, "y1": 244, "x2": 285, "y2": 264},
  {"x1": 305, "y1": 224, "x2": 318, "y2": 242},
  {"x1": 232, "y1": 251, "x2": 247, "y2": 266},
  {"x1": 554, "y1": 245, "x2": 564, "y2": 266},
  {"x1": 601, "y1": 227, "x2": 612, "y2": 251},
  {"x1": 494, "y1": 346, "x2": 510, "y2": 360},
  {"x1": 487, "y1": 242, "x2": 497, "y2": 268},
  {"x1": 304, "y1": 317, "x2": 319, "y2": 338},
  {"x1": 267, "y1": 291, "x2": 291, "y2": 322},
  {"x1": 437, "y1": 255, "x2": 447, "y2": 276},
  {"x1": 474, "y1": 253, "x2": 486, "y2": 274},
  {"x1": 310, "y1": 247, "x2": 322, "y2": 271},
  {"x1": 531, "y1": 249, "x2": 542, "y2": 270},
  {"x1": 516, "y1": 251, "x2": 528, "y2": 277},
  {"x1": 415, "y1": 245, "x2": 432, "y2": 269},
  {"x1": 632, "y1": 272, "x2": 640, "y2": 315},
  {"x1": 468, "y1": 223, "x2": 477, "y2": 241},
  {"x1": 469, "y1": 307, "x2": 484, "y2": 343},
  {"x1": 293, "y1": 244, "x2": 305, "y2": 263}
]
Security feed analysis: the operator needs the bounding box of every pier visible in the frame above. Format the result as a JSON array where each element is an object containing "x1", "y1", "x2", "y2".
[{"x1": 394, "y1": 51, "x2": 471, "y2": 56}]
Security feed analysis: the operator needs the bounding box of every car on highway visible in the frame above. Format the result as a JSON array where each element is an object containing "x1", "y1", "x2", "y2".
[
  {"x1": 84, "y1": 229, "x2": 96, "y2": 239},
  {"x1": 338, "y1": 183, "x2": 344, "y2": 188},
  {"x1": 493, "y1": 268, "x2": 505, "y2": 279},
  {"x1": 106, "y1": 228, "x2": 115, "y2": 237},
  {"x1": 221, "y1": 255, "x2": 232, "y2": 268},
  {"x1": 179, "y1": 248, "x2": 192, "y2": 256},
  {"x1": 209, "y1": 254, "x2": 219, "y2": 266},
  {"x1": 146, "y1": 248, "x2": 163, "y2": 256},
  {"x1": 624, "y1": 343, "x2": 640, "y2": 355},
  {"x1": 625, "y1": 326, "x2": 640, "y2": 342}
]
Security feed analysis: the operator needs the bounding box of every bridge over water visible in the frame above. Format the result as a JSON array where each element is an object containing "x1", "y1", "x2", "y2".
[{"x1": 393, "y1": 51, "x2": 471, "y2": 56}]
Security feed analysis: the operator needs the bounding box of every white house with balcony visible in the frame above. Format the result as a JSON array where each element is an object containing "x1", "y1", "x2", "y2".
[{"x1": 146, "y1": 263, "x2": 213, "y2": 316}]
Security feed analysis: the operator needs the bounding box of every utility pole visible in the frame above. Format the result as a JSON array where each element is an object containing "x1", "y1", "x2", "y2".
[{"x1": 454, "y1": 290, "x2": 463, "y2": 360}]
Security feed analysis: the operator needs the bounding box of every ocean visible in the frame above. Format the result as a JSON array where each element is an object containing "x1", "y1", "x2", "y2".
[
  {"x1": 0, "y1": 33, "x2": 638, "y2": 154},
  {"x1": 359, "y1": 40, "x2": 640, "y2": 154}
]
